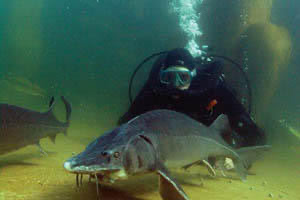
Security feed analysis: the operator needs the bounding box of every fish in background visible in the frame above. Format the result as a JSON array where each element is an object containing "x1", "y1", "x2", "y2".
[
  {"x1": 279, "y1": 119, "x2": 300, "y2": 140},
  {"x1": 0, "y1": 96, "x2": 71, "y2": 155},
  {"x1": 288, "y1": 126, "x2": 300, "y2": 140},
  {"x1": 0, "y1": 76, "x2": 47, "y2": 97},
  {"x1": 64, "y1": 109, "x2": 270, "y2": 200}
]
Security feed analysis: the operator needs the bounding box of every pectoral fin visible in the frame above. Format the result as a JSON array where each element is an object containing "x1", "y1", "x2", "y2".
[
  {"x1": 214, "y1": 158, "x2": 228, "y2": 177},
  {"x1": 182, "y1": 159, "x2": 216, "y2": 177},
  {"x1": 157, "y1": 163, "x2": 189, "y2": 200},
  {"x1": 36, "y1": 141, "x2": 48, "y2": 155},
  {"x1": 182, "y1": 160, "x2": 202, "y2": 170},
  {"x1": 202, "y1": 159, "x2": 216, "y2": 177}
]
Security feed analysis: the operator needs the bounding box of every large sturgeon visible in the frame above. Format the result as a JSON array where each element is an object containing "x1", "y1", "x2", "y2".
[
  {"x1": 0, "y1": 96, "x2": 71, "y2": 155},
  {"x1": 64, "y1": 109, "x2": 269, "y2": 200}
]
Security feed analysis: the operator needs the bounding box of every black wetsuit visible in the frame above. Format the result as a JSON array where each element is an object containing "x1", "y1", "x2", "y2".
[{"x1": 119, "y1": 54, "x2": 266, "y2": 148}]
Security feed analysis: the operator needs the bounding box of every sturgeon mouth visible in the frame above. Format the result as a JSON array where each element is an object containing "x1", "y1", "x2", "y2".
[
  {"x1": 64, "y1": 160, "x2": 128, "y2": 199},
  {"x1": 63, "y1": 160, "x2": 126, "y2": 184},
  {"x1": 64, "y1": 160, "x2": 122, "y2": 174}
]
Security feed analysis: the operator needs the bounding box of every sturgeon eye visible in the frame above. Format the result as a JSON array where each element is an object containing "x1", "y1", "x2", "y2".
[{"x1": 113, "y1": 151, "x2": 120, "y2": 159}]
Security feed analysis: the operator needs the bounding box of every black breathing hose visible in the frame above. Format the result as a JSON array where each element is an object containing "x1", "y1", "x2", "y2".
[{"x1": 128, "y1": 51, "x2": 168, "y2": 104}]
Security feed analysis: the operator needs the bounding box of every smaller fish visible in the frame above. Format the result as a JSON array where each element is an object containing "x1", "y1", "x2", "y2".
[
  {"x1": 289, "y1": 126, "x2": 300, "y2": 140},
  {"x1": 279, "y1": 119, "x2": 300, "y2": 140},
  {"x1": 0, "y1": 76, "x2": 47, "y2": 97},
  {"x1": 0, "y1": 96, "x2": 71, "y2": 155}
]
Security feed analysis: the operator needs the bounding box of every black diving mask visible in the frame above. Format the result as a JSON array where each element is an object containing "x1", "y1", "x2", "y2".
[{"x1": 159, "y1": 66, "x2": 196, "y2": 88}]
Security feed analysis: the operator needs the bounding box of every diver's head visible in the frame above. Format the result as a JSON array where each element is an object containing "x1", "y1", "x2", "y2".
[{"x1": 159, "y1": 48, "x2": 196, "y2": 90}]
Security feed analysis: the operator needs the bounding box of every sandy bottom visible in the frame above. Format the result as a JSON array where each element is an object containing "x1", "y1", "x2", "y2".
[{"x1": 0, "y1": 127, "x2": 299, "y2": 200}]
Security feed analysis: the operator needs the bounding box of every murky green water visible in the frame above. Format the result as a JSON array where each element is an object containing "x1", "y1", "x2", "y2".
[{"x1": 0, "y1": 0, "x2": 299, "y2": 199}]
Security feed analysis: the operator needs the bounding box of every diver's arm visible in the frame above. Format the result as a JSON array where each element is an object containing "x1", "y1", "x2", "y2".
[
  {"x1": 216, "y1": 84, "x2": 266, "y2": 147},
  {"x1": 118, "y1": 55, "x2": 166, "y2": 125},
  {"x1": 118, "y1": 86, "x2": 156, "y2": 125},
  {"x1": 230, "y1": 112, "x2": 266, "y2": 147}
]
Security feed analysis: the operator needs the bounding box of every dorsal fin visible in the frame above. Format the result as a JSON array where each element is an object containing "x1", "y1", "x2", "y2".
[
  {"x1": 209, "y1": 114, "x2": 232, "y2": 145},
  {"x1": 210, "y1": 114, "x2": 231, "y2": 134}
]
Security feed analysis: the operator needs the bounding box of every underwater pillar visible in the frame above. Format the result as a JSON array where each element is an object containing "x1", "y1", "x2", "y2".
[
  {"x1": 236, "y1": 0, "x2": 292, "y2": 121},
  {"x1": 199, "y1": 0, "x2": 292, "y2": 121},
  {"x1": 237, "y1": 23, "x2": 292, "y2": 121}
]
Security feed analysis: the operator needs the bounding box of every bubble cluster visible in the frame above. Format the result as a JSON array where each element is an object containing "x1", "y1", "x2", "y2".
[
  {"x1": 240, "y1": 7, "x2": 250, "y2": 72},
  {"x1": 170, "y1": 0, "x2": 204, "y2": 57}
]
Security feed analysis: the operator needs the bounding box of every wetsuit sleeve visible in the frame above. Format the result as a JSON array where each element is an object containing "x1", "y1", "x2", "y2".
[{"x1": 216, "y1": 84, "x2": 266, "y2": 147}]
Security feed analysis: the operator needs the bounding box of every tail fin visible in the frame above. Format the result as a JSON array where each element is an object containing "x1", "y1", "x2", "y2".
[
  {"x1": 237, "y1": 145, "x2": 271, "y2": 169},
  {"x1": 46, "y1": 96, "x2": 71, "y2": 136},
  {"x1": 61, "y1": 96, "x2": 71, "y2": 124},
  {"x1": 49, "y1": 96, "x2": 55, "y2": 108},
  {"x1": 217, "y1": 145, "x2": 271, "y2": 181},
  {"x1": 61, "y1": 96, "x2": 72, "y2": 135},
  {"x1": 232, "y1": 158, "x2": 248, "y2": 181}
]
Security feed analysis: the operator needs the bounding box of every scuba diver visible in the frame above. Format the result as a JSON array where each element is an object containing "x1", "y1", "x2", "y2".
[{"x1": 118, "y1": 48, "x2": 266, "y2": 148}]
